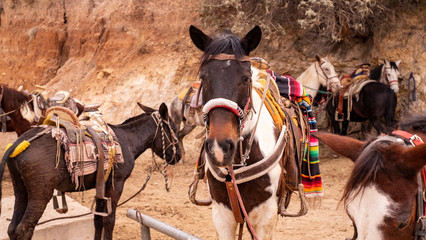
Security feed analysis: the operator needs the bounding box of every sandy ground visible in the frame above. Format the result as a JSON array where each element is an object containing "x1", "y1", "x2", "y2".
[{"x1": 0, "y1": 128, "x2": 355, "y2": 240}]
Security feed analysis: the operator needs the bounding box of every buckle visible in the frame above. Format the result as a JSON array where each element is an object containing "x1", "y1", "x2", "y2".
[
  {"x1": 410, "y1": 135, "x2": 424, "y2": 146},
  {"x1": 335, "y1": 111, "x2": 344, "y2": 122}
]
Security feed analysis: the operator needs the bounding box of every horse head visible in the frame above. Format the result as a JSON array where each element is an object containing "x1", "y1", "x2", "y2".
[
  {"x1": 137, "y1": 102, "x2": 182, "y2": 164},
  {"x1": 189, "y1": 25, "x2": 261, "y2": 167},
  {"x1": 313, "y1": 113, "x2": 426, "y2": 239},
  {"x1": 314, "y1": 55, "x2": 342, "y2": 93},
  {"x1": 383, "y1": 59, "x2": 401, "y2": 93}
]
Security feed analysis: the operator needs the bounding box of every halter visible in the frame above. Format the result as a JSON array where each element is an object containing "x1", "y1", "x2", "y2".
[
  {"x1": 314, "y1": 60, "x2": 340, "y2": 90},
  {"x1": 151, "y1": 111, "x2": 179, "y2": 164},
  {"x1": 383, "y1": 66, "x2": 399, "y2": 85}
]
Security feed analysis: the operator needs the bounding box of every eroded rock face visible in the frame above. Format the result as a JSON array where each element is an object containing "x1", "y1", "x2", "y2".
[{"x1": 0, "y1": 0, "x2": 424, "y2": 124}]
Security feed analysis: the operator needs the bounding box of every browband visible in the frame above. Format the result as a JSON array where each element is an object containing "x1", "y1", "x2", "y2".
[{"x1": 209, "y1": 53, "x2": 251, "y2": 62}]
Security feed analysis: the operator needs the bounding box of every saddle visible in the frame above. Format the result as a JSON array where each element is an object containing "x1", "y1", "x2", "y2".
[
  {"x1": 336, "y1": 64, "x2": 373, "y2": 121},
  {"x1": 43, "y1": 105, "x2": 119, "y2": 216}
]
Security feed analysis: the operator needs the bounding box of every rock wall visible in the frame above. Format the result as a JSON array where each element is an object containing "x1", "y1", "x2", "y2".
[{"x1": 0, "y1": 0, "x2": 424, "y2": 125}]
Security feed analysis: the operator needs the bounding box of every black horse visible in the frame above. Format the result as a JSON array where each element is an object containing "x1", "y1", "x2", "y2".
[
  {"x1": 1, "y1": 102, "x2": 182, "y2": 240},
  {"x1": 326, "y1": 81, "x2": 397, "y2": 136}
]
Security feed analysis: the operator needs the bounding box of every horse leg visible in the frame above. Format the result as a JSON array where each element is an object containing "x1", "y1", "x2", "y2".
[
  {"x1": 101, "y1": 181, "x2": 124, "y2": 240},
  {"x1": 370, "y1": 118, "x2": 386, "y2": 135},
  {"x1": 7, "y1": 162, "x2": 28, "y2": 238},
  {"x1": 341, "y1": 120, "x2": 349, "y2": 135},
  {"x1": 249, "y1": 198, "x2": 278, "y2": 240},
  {"x1": 212, "y1": 202, "x2": 237, "y2": 240},
  {"x1": 11, "y1": 180, "x2": 54, "y2": 240}
]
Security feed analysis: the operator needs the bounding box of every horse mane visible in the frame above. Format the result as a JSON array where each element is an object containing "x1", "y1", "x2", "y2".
[
  {"x1": 120, "y1": 112, "x2": 148, "y2": 125},
  {"x1": 341, "y1": 113, "x2": 426, "y2": 205},
  {"x1": 1, "y1": 85, "x2": 31, "y2": 110},
  {"x1": 370, "y1": 61, "x2": 399, "y2": 81},
  {"x1": 340, "y1": 137, "x2": 385, "y2": 205},
  {"x1": 200, "y1": 31, "x2": 246, "y2": 67},
  {"x1": 369, "y1": 64, "x2": 383, "y2": 80}
]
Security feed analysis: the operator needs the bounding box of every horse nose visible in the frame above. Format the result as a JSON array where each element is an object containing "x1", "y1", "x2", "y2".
[{"x1": 205, "y1": 138, "x2": 235, "y2": 165}]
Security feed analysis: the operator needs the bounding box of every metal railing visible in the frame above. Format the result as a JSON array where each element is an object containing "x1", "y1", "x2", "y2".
[{"x1": 126, "y1": 209, "x2": 202, "y2": 240}]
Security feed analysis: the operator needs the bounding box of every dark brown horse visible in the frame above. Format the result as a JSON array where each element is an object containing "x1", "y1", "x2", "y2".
[
  {"x1": 0, "y1": 85, "x2": 33, "y2": 136},
  {"x1": 189, "y1": 25, "x2": 299, "y2": 239},
  {"x1": 314, "y1": 113, "x2": 426, "y2": 240},
  {"x1": 1, "y1": 102, "x2": 182, "y2": 240}
]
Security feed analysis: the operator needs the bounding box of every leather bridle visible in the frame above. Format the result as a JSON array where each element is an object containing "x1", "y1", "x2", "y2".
[{"x1": 314, "y1": 60, "x2": 340, "y2": 90}]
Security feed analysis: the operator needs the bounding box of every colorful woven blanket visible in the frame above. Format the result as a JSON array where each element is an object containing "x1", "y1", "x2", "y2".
[
  {"x1": 267, "y1": 70, "x2": 323, "y2": 198},
  {"x1": 44, "y1": 125, "x2": 123, "y2": 189}
]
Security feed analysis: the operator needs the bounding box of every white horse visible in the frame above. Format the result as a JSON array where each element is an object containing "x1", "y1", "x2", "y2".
[
  {"x1": 296, "y1": 55, "x2": 342, "y2": 98},
  {"x1": 370, "y1": 59, "x2": 401, "y2": 93}
]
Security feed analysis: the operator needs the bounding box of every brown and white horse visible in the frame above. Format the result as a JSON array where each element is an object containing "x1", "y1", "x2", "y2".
[
  {"x1": 314, "y1": 113, "x2": 426, "y2": 240},
  {"x1": 0, "y1": 85, "x2": 34, "y2": 136},
  {"x1": 189, "y1": 25, "x2": 292, "y2": 240}
]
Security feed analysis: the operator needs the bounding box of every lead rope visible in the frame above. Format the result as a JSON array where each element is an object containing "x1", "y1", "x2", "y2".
[{"x1": 228, "y1": 167, "x2": 259, "y2": 240}]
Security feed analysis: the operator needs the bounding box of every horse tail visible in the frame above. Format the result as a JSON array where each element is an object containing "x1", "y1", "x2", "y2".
[{"x1": 0, "y1": 140, "x2": 21, "y2": 216}]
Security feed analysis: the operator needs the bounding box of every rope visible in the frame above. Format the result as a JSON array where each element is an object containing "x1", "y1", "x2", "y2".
[{"x1": 302, "y1": 85, "x2": 332, "y2": 95}]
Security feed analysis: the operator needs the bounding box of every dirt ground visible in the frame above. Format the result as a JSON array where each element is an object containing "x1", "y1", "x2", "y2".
[{"x1": 0, "y1": 128, "x2": 355, "y2": 240}]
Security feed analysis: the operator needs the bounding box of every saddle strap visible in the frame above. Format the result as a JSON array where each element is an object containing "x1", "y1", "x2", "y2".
[
  {"x1": 337, "y1": 85, "x2": 349, "y2": 116},
  {"x1": 226, "y1": 180, "x2": 244, "y2": 224},
  {"x1": 86, "y1": 125, "x2": 106, "y2": 198}
]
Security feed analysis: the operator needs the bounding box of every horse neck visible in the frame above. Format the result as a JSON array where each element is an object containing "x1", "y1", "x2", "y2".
[
  {"x1": 296, "y1": 63, "x2": 322, "y2": 98},
  {"x1": 243, "y1": 86, "x2": 279, "y2": 156},
  {"x1": 2, "y1": 86, "x2": 31, "y2": 112},
  {"x1": 112, "y1": 114, "x2": 157, "y2": 160}
]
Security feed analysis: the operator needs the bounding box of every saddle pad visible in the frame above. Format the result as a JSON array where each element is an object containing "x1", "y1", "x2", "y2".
[
  {"x1": 45, "y1": 125, "x2": 123, "y2": 189},
  {"x1": 343, "y1": 79, "x2": 376, "y2": 98}
]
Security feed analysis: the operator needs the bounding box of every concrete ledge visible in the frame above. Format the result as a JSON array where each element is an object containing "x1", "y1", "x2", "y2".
[{"x1": 0, "y1": 195, "x2": 94, "y2": 240}]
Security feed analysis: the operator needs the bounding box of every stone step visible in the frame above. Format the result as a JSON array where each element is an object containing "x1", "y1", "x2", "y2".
[{"x1": 0, "y1": 195, "x2": 94, "y2": 240}]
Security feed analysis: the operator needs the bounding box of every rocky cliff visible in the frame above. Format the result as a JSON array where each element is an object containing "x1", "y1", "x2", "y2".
[{"x1": 0, "y1": 0, "x2": 424, "y2": 125}]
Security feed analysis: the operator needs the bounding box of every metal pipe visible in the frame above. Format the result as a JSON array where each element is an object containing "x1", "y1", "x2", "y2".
[{"x1": 126, "y1": 209, "x2": 202, "y2": 240}]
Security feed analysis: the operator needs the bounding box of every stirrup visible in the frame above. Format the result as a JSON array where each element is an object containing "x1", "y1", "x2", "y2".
[
  {"x1": 335, "y1": 111, "x2": 344, "y2": 122},
  {"x1": 90, "y1": 196, "x2": 112, "y2": 216},
  {"x1": 53, "y1": 190, "x2": 68, "y2": 214}
]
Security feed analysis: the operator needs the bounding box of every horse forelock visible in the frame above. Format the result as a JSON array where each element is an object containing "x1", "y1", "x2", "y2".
[{"x1": 200, "y1": 33, "x2": 246, "y2": 67}]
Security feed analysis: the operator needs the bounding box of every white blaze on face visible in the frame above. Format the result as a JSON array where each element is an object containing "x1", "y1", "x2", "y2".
[
  {"x1": 347, "y1": 185, "x2": 391, "y2": 240},
  {"x1": 20, "y1": 103, "x2": 35, "y2": 124},
  {"x1": 212, "y1": 140, "x2": 224, "y2": 163}
]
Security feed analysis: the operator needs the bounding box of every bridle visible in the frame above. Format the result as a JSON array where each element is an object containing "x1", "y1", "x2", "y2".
[
  {"x1": 383, "y1": 66, "x2": 399, "y2": 85},
  {"x1": 201, "y1": 53, "x2": 254, "y2": 165},
  {"x1": 314, "y1": 60, "x2": 340, "y2": 91},
  {"x1": 151, "y1": 111, "x2": 179, "y2": 164}
]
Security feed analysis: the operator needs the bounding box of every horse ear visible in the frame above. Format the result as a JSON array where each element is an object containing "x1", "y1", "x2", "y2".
[
  {"x1": 159, "y1": 103, "x2": 169, "y2": 121},
  {"x1": 189, "y1": 25, "x2": 213, "y2": 52},
  {"x1": 396, "y1": 60, "x2": 401, "y2": 67},
  {"x1": 315, "y1": 55, "x2": 321, "y2": 63},
  {"x1": 400, "y1": 144, "x2": 426, "y2": 173},
  {"x1": 137, "y1": 102, "x2": 155, "y2": 113},
  {"x1": 384, "y1": 59, "x2": 389, "y2": 65},
  {"x1": 312, "y1": 132, "x2": 366, "y2": 162},
  {"x1": 240, "y1": 26, "x2": 261, "y2": 55}
]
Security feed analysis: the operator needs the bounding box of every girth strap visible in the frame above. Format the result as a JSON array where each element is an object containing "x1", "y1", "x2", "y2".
[{"x1": 87, "y1": 125, "x2": 112, "y2": 216}]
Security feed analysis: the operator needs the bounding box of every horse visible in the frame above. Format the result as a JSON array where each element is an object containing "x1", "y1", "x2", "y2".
[
  {"x1": 326, "y1": 79, "x2": 397, "y2": 136},
  {"x1": 313, "y1": 113, "x2": 426, "y2": 240},
  {"x1": 295, "y1": 55, "x2": 342, "y2": 99},
  {"x1": 169, "y1": 55, "x2": 342, "y2": 160},
  {"x1": 0, "y1": 85, "x2": 34, "y2": 136},
  {"x1": 0, "y1": 84, "x2": 85, "y2": 136},
  {"x1": 188, "y1": 24, "x2": 310, "y2": 240},
  {"x1": 369, "y1": 60, "x2": 401, "y2": 93},
  {"x1": 0, "y1": 102, "x2": 182, "y2": 240}
]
